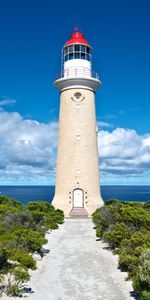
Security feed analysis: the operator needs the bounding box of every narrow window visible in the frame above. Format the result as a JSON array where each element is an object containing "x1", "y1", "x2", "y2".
[
  {"x1": 69, "y1": 45, "x2": 73, "y2": 52},
  {"x1": 75, "y1": 45, "x2": 80, "y2": 51},
  {"x1": 69, "y1": 53, "x2": 73, "y2": 60},
  {"x1": 75, "y1": 52, "x2": 80, "y2": 59},
  {"x1": 81, "y1": 45, "x2": 85, "y2": 52},
  {"x1": 64, "y1": 47, "x2": 68, "y2": 55},
  {"x1": 76, "y1": 169, "x2": 81, "y2": 176},
  {"x1": 81, "y1": 52, "x2": 85, "y2": 59},
  {"x1": 86, "y1": 47, "x2": 90, "y2": 54}
]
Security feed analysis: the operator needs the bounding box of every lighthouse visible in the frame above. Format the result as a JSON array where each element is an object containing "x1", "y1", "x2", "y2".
[{"x1": 52, "y1": 30, "x2": 104, "y2": 217}]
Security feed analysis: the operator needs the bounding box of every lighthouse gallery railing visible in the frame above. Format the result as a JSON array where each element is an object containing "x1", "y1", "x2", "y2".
[{"x1": 56, "y1": 68, "x2": 99, "y2": 80}]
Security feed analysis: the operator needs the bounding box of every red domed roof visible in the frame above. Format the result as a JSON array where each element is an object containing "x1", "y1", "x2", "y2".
[{"x1": 64, "y1": 32, "x2": 90, "y2": 47}]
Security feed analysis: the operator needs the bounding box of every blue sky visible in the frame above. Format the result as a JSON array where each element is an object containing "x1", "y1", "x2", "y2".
[{"x1": 0, "y1": 0, "x2": 150, "y2": 185}]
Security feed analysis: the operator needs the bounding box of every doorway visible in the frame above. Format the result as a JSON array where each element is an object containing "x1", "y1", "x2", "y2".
[{"x1": 73, "y1": 189, "x2": 84, "y2": 207}]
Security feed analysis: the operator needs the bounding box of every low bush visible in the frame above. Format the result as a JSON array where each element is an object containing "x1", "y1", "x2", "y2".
[
  {"x1": 0, "y1": 195, "x2": 64, "y2": 297},
  {"x1": 92, "y1": 200, "x2": 150, "y2": 299}
]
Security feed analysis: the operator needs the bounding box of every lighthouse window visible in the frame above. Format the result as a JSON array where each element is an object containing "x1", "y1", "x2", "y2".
[
  {"x1": 75, "y1": 45, "x2": 80, "y2": 51},
  {"x1": 81, "y1": 52, "x2": 85, "y2": 59},
  {"x1": 63, "y1": 44, "x2": 92, "y2": 62},
  {"x1": 76, "y1": 135, "x2": 81, "y2": 141},
  {"x1": 75, "y1": 52, "x2": 80, "y2": 59},
  {"x1": 69, "y1": 53, "x2": 73, "y2": 60},
  {"x1": 81, "y1": 45, "x2": 86, "y2": 52},
  {"x1": 76, "y1": 169, "x2": 81, "y2": 176},
  {"x1": 69, "y1": 45, "x2": 74, "y2": 52},
  {"x1": 64, "y1": 47, "x2": 68, "y2": 55},
  {"x1": 64, "y1": 54, "x2": 69, "y2": 62},
  {"x1": 85, "y1": 54, "x2": 90, "y2": 61},
  {"x1": 74, "y1": 92, "x2": 82, "y2": 99},
  {"x1": 86, "y1": 47, "x2": 90, "y2": 54}
]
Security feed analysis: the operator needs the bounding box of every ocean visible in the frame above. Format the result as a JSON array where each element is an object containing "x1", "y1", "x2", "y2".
[{"x1": 0, "y1": 185, "x2": 150, "y2": 205}]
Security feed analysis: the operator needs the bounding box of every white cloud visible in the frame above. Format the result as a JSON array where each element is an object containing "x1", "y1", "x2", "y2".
[
  {"x1": 99, "y1": 128, "x2": 141, "y2": 159},
  {"x1": 0, "y1": 110, "x2": 58, "y2": 184},
  {"x1": 102, "y1": 107, "x2": 139, "y2": 120},
  {"x1": 97, "y1": 121, "x2": 113, "y2": 128},
  {"x1": 0, "y1": 109, "x2": 150, "y2": 185},
  {"x1": 98, "y1": 128, "x2": 150, "y2": 183},
  {"x1": 102, "y1": 114, "x2": 117, "y2": 119},
  {"x1": 0, "y1": 98, "x2": 16, "y2": 106}
]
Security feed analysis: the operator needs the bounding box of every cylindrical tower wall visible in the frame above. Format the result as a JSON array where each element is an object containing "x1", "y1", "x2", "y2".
[{"x1": 52, "y1": 87, "x2": 103, "y2": 216}]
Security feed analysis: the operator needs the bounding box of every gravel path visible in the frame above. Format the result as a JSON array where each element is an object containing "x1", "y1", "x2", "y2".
[{"x1": 2, "y1": 218, "x2": 135, "y2": 300}]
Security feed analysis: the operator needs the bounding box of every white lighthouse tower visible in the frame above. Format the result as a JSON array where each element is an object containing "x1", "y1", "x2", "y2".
[{"x1": 52, "y1": 30, "x2": 104, "y2": 217}]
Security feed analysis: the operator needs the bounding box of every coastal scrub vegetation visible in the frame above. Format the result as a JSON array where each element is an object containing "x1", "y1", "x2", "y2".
[
  {"x1": 92, "y1": 200, "x2": 150, "y2": 300},
  {"x1": 0, "y1": 195, "x2": 64, "y2": 297}
]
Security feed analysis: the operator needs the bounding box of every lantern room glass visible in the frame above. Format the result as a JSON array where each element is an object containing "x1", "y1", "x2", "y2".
[{"x1": 63, "y1": 45, "x2": 92, "y2": 63}]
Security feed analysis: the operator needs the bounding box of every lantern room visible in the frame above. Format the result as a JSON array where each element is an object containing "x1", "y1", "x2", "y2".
[
  {"x1": 63, "y1": 43, "x2": 92, "y2": 63},
  {"x1": 62, "y1": 31, "x2": 92, "y2": 79}
]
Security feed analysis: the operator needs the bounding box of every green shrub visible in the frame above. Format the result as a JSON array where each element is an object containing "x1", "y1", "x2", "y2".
[
  {"x1": 143, "y1": 201, "x2": 150, "y2": 210},
  {"x1": 118, "y1": 249, "x2": 138, "y2": 273},
  {"x1": 103, "y1": 223, "x2": 131, "y2": 248},
  {"x1": 0, "y1": 195, "x2": 64, "y2": 295},
  {"x1": 92, "y1": 200, "x2": 150, "y2": 297},
  {"x1": 9, "y1": 249, "x2": 36, "y2": 270},
  {"x1": 6, "y1": 284, "x2": 20, "y2": 297},
  {"x1": 13, "y1": 266, "x2": 30, "y2": 285},
  {"x1": 27, "y1": 201, "x2": 64, "y2": 230},
  {"x1": 0, "y1": 249, "x2": 7, "y2": 265},
  {"x1": 133, "y1": 249, "x2": 150, "y2": 299},
  {"x1": 92, "y1": 206, "x2": 114, "y2": 236},
  {"x1": 96, "y1": 227, "x2": 103, "y2": 238}
]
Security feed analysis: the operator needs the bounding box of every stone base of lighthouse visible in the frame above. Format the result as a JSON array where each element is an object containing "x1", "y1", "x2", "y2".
[
  {"x1": 52, "y1": 194, "x2": 103, "y2": 218},
  {"x1": 52, "y1": 86, "x2": 104, "y2": 217}
]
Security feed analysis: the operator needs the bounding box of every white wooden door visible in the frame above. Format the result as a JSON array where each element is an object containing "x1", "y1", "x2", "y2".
[{"x1": 73, "y1": 189, "x2": 83, "y2": 207}]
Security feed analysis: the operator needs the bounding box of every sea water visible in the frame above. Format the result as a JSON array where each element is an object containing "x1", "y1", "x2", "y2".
[{"x1": 0, "y1": 185, "x2": 150, "y2": 205}]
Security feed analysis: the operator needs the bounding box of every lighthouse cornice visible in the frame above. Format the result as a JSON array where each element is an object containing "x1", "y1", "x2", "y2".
[{"x1": 54, "y1": 77, "x2": 101, "y2": 92}]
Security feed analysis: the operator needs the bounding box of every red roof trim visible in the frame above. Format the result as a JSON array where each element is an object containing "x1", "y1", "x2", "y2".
[{"x1": 64, "y1": 32, "x2": 90, "y2": 47}]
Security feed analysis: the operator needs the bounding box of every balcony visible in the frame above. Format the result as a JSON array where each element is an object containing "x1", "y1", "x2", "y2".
[{"x1": 56, "y1": 68, "x2": 99, "y2": 80}]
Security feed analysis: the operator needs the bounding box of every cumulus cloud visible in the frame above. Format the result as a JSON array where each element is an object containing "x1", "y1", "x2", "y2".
[
  {"x1": 0, "y1": 109, "x2": 150, "y2": 185},
  {"x1": 98, "y1": 128, "x2": 150, "y2": 179},
  {"x1": 0, "y1": 110, "x2": 58, "y2": 184}
]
